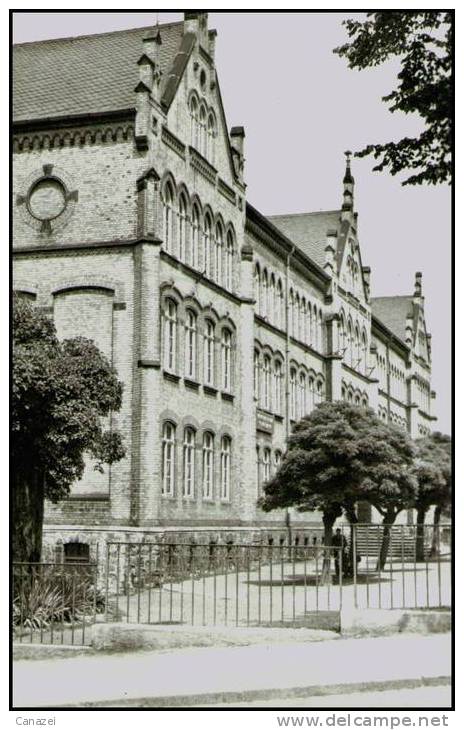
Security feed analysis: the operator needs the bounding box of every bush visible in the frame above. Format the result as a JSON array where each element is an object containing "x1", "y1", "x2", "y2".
[{"x1": 13, "y1": 566, "x2": 104, "y2": 630}]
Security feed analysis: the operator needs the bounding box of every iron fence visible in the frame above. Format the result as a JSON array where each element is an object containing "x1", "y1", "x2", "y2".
[
  {"x1": 12, "y1": 561, "x2": 100, "y2": 646},
  {"x1": 12, "y1": 523, "x2": 451, "y2": 644}
]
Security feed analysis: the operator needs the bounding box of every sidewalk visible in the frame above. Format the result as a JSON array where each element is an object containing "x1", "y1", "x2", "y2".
[{"x1": 13, "y1": 632, "x2": 451, "y2": 708}]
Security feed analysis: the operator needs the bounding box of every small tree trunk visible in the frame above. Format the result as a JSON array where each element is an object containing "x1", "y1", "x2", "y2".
[
  {"x1": 415, "y1": 506, "x2": 427, "y2": 562},
  {"x1": 344, "y1": 504, "x2": 358, "y2": 578},
  {"x1": 13, "y1": 468, "x2": 45, "y2": 564},
  {"x1": 429, "y1": 505, "x2": 442, "y2": 558},
  {"x1": 320, "y1": 510, "x2": 337, "y2": 585},
  {"x1": 376, "y1": 509, "x2": 397, "y2": 572}
]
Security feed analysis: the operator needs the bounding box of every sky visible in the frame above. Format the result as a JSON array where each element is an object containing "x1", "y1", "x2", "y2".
[{"x1": 12, "y1": 11, "x2": 452, "y2": 433}]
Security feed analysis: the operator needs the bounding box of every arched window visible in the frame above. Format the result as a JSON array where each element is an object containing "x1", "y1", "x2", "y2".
[
  {"x1": 298, "y1": 372, "x2": 306, "y2": 419},
  {"x1": 263, "y1": 448, "x2": 271, "y2": 484},
  {"x1": 290, "y1": 367, "x2": 297, "y2": 420},
  {"x1": 354, "y1": 326, "x2": 360, "y2": 369},
  {"x1": 361, "y1": 330, "x2": 368, "y2": 374},
  {"x1": 225, "y1": 231, "x2": 234, "y2": 291},
  {"x1": 204, "y1": 214, "x2": 213, "y2": 278},
  {"x1": 269, "y1": 274, "x2": 276, "y2": 323},
  {"x1": 300, "y1": 297, "x2": 306, "y2": 342},
  {"x1": 306, "y1": 302, "x2": 313, "y2": 346},
  {"x1": 254, "y1": 349, "x2": 260, "y2": 401},
  {"x1": 262, "y1": 270, "x2": 268, "y2": 318},
  {"x1": 312, "y1": 304, "x2": 318, "y2": 349},
  {"x1": 263, "y1": 354, "x2": 271, "y2": 411},
  {"x1": 202, "y1": 432, "x2": 214, "y2": 499},
  {"x1": 178, "y1": 193, "x2": 188, "y2": 262},
  {"x1": 274, "y1": 450, "x2": 282, "y2": 475},
  {"x1": 220, "y1": 435, "x2": 231, "y2": 501},
  {"x1": 338, "y1": 312, "x2": 346, "y2": 354},
  {"x1": 214, "y1": 222, "x2": 223, "y2": 285},
  {"x1": 163, "y1": 298, "x2": 177, "y2": 372},
  {"x1": 341, "y1": 385, "x2": 346, "y2": 401},
  {"x1": 294, "y1": 293, "x2": 300, "y2": 339},
  {"x1": 274, "y1": 360, "x2": 283, "y2": 415},
  {"x1": 318, "y1": 310, "x2": 323, "y2": 352},
  {"x1": 162, "y1": 422, "x2": 176, "y2": 496},
  {"x1": 289, "y1": 289, "x2": 294, "y2": 336},
  {"x1": 347, "y1": 319, "x2": 353, "y2": 366},
  {"x1": 256, "y1": 446, "x2": 261, "y2": 493},
  {"x1": 184, "y1": 309, "x2": 197, "y2": 379},
  {"x1": 308, "y1": 376, "x2": 315, "y2": 412},
  {"x1": 190, "y1": 96, "x2": 199, "y2": 147},
  {"x1": 204, "y1": 319, "x2": 215, "y2": 386},
  {"x1": 254, "y1": 264, "x2": 261, "y2": 313},
  {"x1": 183, "y1": 427, "x2": 196, "y2": 498},
  {"x1": 199, "y1": 105, "x2": 207, "y2": 157},
  {"x1": 316, "y1": 379, "x2": 323, "y2": 405},
  {"x1": 163, "y1": 183, "x2": 174, "y2": 254},
  {"x1": 221, "y1": 328, "x2": 232, "y2": 392},
  {"x1": 276, "y1": 279, "x2": 284, "y2": 329},
  {"x1": 207, "y1": 112, "x2": 216, "y2": 163},
  {"x1": 191, "y1": 204, "x2": 200, "y2": 269}
]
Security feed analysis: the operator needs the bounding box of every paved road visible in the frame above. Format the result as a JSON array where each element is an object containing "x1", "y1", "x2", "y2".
[{"x1": 13, "y1": 633, "x2": 451, "y2": 708}]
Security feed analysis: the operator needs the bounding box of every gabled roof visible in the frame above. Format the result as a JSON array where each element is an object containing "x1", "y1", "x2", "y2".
[
  {"x1": 371, "y1": 296, "x2": 414, "y2": 343},
  {"x1": 268, "y1": 211, "x2": 341, "y2": 269},
  {"x1": 13, "y1": 22, "x2": 184, "y2": 123}
]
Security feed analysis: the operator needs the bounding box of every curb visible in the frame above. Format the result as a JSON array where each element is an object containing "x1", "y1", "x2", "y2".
[{"x1": 59, "y1": 675, "x2": 451, "y2": 708}]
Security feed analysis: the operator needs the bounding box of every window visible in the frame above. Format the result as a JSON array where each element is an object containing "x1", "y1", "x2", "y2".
[
  {"x1": 276, "y1": 280, "x2": 284, "y2": 329},
  {"x1": 254, "y1": 264, "x2": 261, "y2": 312},
  {"x1": 190, "y1": 96, "x2": 199, "y2": 147},
  {"x1": 290, "y1": 368, "x2": 297, "y2": 420},
  {"x1": 178, "y1": 194, "x2": 188, "y2": 262},
  {"x1": 204, "y1": 319, "x2": 215, "y2": 386},
  {"x1": 262, "y1": 270, "x2": 268, "y2": 317},
  {"x1": 318, "y1": 310, "x2": 323, "y2": 352},
  {"x1": 308, "y1": 377, "x2": 315, "y2": 412},
  {"x1": 191, "y1": 205, "x2": 200, "y2": 269},
  {"x1": 220, "y1": 436, "x2": 231, "y2": 501},
  {"x1": 263, "y1": 355, "x2": 271, "y2": 410},
  {"x1": 298, "y1": 372, "x2": 306, "y2": 419},
  {"x1": 306, "y1": 302, "x2": 312, "y2": 345},
  {"x1": 183, "y1": 428, "x2": 196, "y2": 498},
  {"x1": 295, "y1": 293, "x2": 300, "y2": 338},
  {"x1": 225, "y1": 231, "x2": 234, "y2": 290},
  {"x1": 263, "y1": 448, "x2": 271, "y2": 484},
  {"x1": 254, "y1": 349, "x2": 260, "y2": 400},
  {"x1": 312, "y1": 304, "x2": 318, "y2": 348},
  {"x1": 288, "y1": 289, "x2": 294, "y2": 335},
  {"x1": 274, "y1": 450, "x2": 282, "y2": 474},
  {"x1": 269, "y1": 275, "x2": 276, "y2": 323},
  {"x1": 207, "y1": 112, "x2": 216, "y2": 163},
  {"x1": 274, "y1": 360, "x2": 282, "y2": 414},
  {"x1": 163, "y1": 298, "x2": 177, "y2": 372},
  {"x1": 163, "y1": 183, "x2": 174, "y2": 254},
  {"x1": 202, "y1": 432, "x2": 214, "y2": 499},
  {"x1": 64, "y1": 542, "x2": 90, "y2": 564},
  {"x1": 162, "y1": 422, "x2": 176, "y2": 496},
  {"x1": 204, "y1": 214, "x2": 213, "y2": 279},
  {"x1": 316, "y1": 380, "x2": 323, "y2": 405},
  {"x1": 185, "y1": 310, "x2": 197, "y2": 379},
  {"x1": 214, "y1": 222, "x2": 223, "y2": 285},
  {"x1": 221, "y1": 328, "x2": 232, "y2": 391},
  {"x1": 199, "y1": 105, "x2": 207, "y2": 156}
]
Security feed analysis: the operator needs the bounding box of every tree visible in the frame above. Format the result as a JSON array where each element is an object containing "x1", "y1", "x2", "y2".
[
  {"x1": 411, "y1": 433, "x2": 450, "y2": 561},
  {"x1": 334, "y1": 12, "x2": 452, "y2": 186},
  {"x1": 12, "y1": 297, "x2": 126, "y2": 563},
  {"x1": 259, "y1": 401, "x2": 417, "y2": 580}
]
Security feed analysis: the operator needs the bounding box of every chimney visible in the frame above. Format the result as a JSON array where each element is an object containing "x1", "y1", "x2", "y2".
[
  {"x1": 230, "y1": 126, "x2": 245, "y2": 182},
  {"x1": 184, "y1": 12, "x2": 209, "y2": 46},
  {"x1": 414, "y1": 271, "x2": 422, "y2": 298}
]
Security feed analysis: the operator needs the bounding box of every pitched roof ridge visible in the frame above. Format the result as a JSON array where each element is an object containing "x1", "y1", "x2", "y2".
[
  {"x1": 13, "y1": 20, "x2": 183, "y2": 48},
  {"x1": 371, "y1": 295, "x2": 413, "y2": 301},
  {"x1": 269, "y1": 209, "x2": 341, "y2": 219}
]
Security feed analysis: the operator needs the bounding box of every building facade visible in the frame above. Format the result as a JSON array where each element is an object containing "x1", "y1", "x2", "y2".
[{"x1": 13, "y1": 13, "x2": 436, "y2": 554}]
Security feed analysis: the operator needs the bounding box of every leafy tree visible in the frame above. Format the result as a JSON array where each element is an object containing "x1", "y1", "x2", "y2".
[
  {"x1": 259, "y1": 401, "x2": 417, "y2": 579},
  {"x1": 12, "y1": 297, "x2": 126, "y2": 563},
  {"x1": 334, "y1": 12, "x2": 452, "y2": 185},
  {"x1": 418, "y1": 432, "x2": 451, "y2": 558}
]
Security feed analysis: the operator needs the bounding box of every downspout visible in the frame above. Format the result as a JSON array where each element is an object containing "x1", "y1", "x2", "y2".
[
  {"x1": 386, "y1": 335, "x2": 392, "y2": 421},
  {"x1": 285, "y1": 245, "x2": 296, "y2": 545}
]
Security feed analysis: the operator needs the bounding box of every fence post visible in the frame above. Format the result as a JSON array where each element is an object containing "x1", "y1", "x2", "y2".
[{"x1": 353, "y1": 524, "x2": 358, "y2": 609}]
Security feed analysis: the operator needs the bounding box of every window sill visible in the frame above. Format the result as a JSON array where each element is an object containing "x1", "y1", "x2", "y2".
[
  {"x1": 184, "y1": 378, "x2": 200, "y2": 391},
  {"x1": 221, "y1": 392, "x2": 234, "y2": 402},
  {"x1": 203, "y1": 385, "x2": 218, "y2": 397},
  {"x1": 163, "y1": 371, "x2": 181, "y2": 384},
  {"x1": 161, "y1": 493, "x2": 176, "y2": 500},
  {"x1": 274, "y1": 414, "x2": 284, "y2": 423}
]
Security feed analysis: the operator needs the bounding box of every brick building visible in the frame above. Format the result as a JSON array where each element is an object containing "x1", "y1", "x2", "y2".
[{"x1": 13, "y1": 13, "x2": 436, "y2": 556}]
